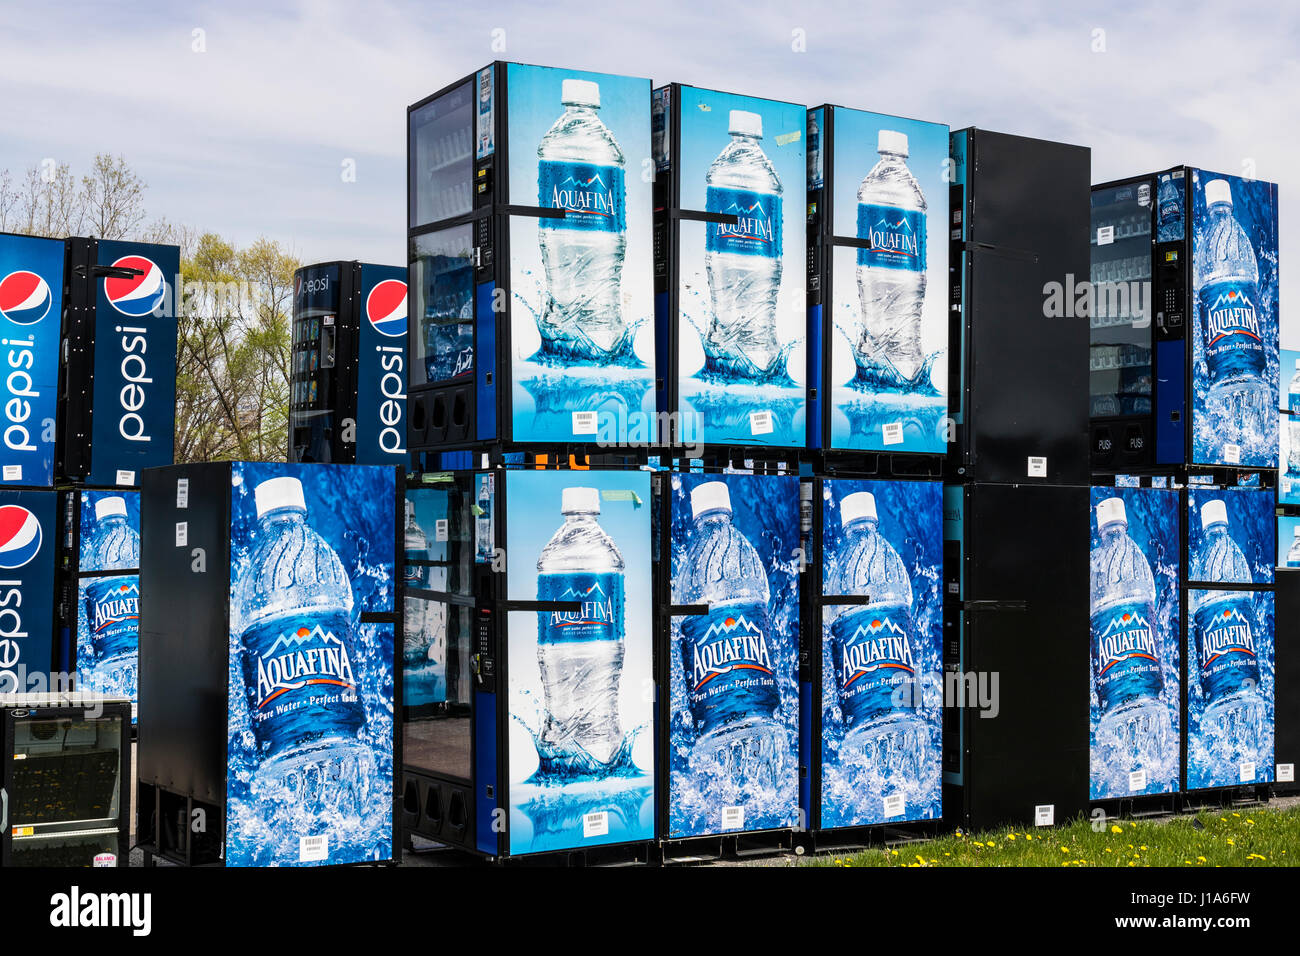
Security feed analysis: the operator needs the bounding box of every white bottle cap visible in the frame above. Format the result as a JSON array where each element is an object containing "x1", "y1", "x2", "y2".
[
  {"x1": 254, "y1": 476, "x2": 306, "y2": 518},
  {"x1": 561, "y1": 486, "x2": 600, "y2": 515},
  {"x1": 840, "y1": 492, "x2": 878, "y2": 526},
  {"x1": 95, "y1": 496, "x2": 127, "y2": 521},
  {"x1": 1200, "y1": 498, "x2": 1228, "y2": 530},
  {"x1": 1293, "y1": 357, "x2": 1300, "y2": 370},
  {"x1": 1205, "y1": 179, "x2": 1233, "y2": 207},
  {"x1": 729, "y1": 110, "x2": 763, "y2": 138},
  {"x1": 1293, "y1": 525, "x2": 1300, "y2": 538},
  {"x1": 690, "y1": 481, "x2": 732, "y2": 518},
  {"x1": 1096, "y1": 497, "x2": 1127, "y2": 529},
  {"x1": 878, "y1": 129, "x2": 909, "y2": 157},
  {"x1": 561, "y1": 79, "x2": 600, "y2": 109}
]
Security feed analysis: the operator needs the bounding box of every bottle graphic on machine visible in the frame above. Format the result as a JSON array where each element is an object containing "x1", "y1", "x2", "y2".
[
  {"x1": 1190, "y1": 499, "x2": 1265, "y2": 760},
  {"x1": 856, "y1": 130, "x2": 928, "y2": 383},
  {"x1": 1195, "y1": 179, "x2": 1269, "y2": 439},
  {"x1": 536, "y1": 79, "x2": 628, "y2": 361},
  {"x1": 1287, "y1": 359, "x2": 1300, "y2": 481},
  {"x1": 233, "y1": 477, "x2": 368, "y2": 798},
  {"x1": 1157, "y1": 174, "x2": 1183, "y2": 242},
  {"x1": 403, "y1": 498, "x2": 432, "y2": 665},
  {"x1": 1089, "y1": 497, "x2": 1173, "y2": 788},
  {"x1": 475, "y1": 475, "x2": 493, "y2": 563},
  {"x1": 830, "y1": 492, "x2": 928, "y2": 778},
  {"x1": 1287, "y1": 525, "x2": 1300, "y2": 568},
  {"x1": 535, "y1": 487, "x2": 627, "y2": 775},
  {"x1": 679, "y1": 481, "x2": 783, "y2": 785},
  {"x1": 704, "y1": 110, "x2": 784, "y2": 378},
  {"x1": 82, "y1": 496, "x2": 140, "y2": 696}
]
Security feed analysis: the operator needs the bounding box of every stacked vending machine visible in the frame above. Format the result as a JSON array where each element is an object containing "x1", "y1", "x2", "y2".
[
  {"x1": 136, "y1": 462, "x2": 401, "y2": 866},
  {"x1": 1277, "y1": 354, "x2": 1300, "y2": 793},
  {"x1": 943, "y1": 129, "x2": 1093, "y2": 831},
  {"x1": 288, "y1": 261, "x2": 409, "y2": 466},
  {"x1": 800, "y1": 104, "x2": 949, "y2": 847}
]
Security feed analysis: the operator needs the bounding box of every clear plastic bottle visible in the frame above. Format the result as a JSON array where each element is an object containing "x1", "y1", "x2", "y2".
[
  {"x1": 82, "y1": 496, "x2": 140, "y2": 696},
  {"x1": 1288, "y1": 358, "x2": 1300, "y2": 479},
  {"x1": 1156, "y1": 173, "x2": 1183, "y2": 243},
  {"x1": 704, "y1": 110, "x2": 784, "y2": 377},
  {"x1": 856, "y1": 130, "x2": 928, "y2": 381},
  {"x1": 1287, "y1": 525, "x2": 1300, "y2": 568},
  {"x1": 536, "y1": 79, "x2": 628, "y2": 359},
  {"x1": 403, "y1": 498, "x2": 431, "y2": 665}
]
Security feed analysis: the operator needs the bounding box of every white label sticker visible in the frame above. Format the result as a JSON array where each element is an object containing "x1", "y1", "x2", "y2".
[
  {"x1": 882, "y1": 422, "x2": 904, "y2": 446},
  {"x1": 582, "y1": 811, "x2": 609, "y2": 838},
  {"x1": 1278, "y1": 763, "x2": 1295, "y2": 783},
  {"x1": 92, "y1": 852, "x2": 117, "y2": 868},
  {"x1": 176, "y1": 478, "x2": 189, "y2": 509},
  {"x1": 175, "y1": 521, "x2": 188, "y2": 547},
  {"x1": 883, "y1": 794, "x2": 905, "y2": 818},
  {"x1": 1128, "y1": 768, "x2": 1148, "y2": 792},
  {"x1": 2, "y1": 465, "x2": 20, "y2": 480},
  {"x1": 1097, "y1": 226, "x2": 1115, "y2": 245},
  {"x1": 323, "y1": 314, "x2": 334, "y2": 327},
  {"x1": 1027, "y1": 456, "x2": 1047, "y2": 478},
  {"x1": 1239, "y1": 761, "x2": 1256, "y2": 783},
  {"x1": 435, "y1": 519, "x2": 449, "y2": 542},
  {"x1": 1223, "y1": 443, "x2": 1241, "y2": 465},
  {"x1": 116, "y1": 470, "x2": 135, "y2": 487},
  {"x1": 749, "y1": 411, "x2": 773, "y2": 436},
  {"x1": 299, "y1": 834, "x2": 329, "y2": 862},
  {"x1": 721, "y1": 806, "x2": 745, "y2": 831},
  {"x1": 572, "y1": 411, "x2": 598, "y2": 435},
  {"x1": 1034, "y1": 804, "x2": 1055, "y2": 827}
]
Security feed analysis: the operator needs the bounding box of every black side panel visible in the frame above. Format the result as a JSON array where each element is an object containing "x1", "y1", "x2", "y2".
[
  {"x1": 138, "y1": 463, "x2": 231, "y2": 806},
  {"x1": 58, "y1": 237, "x2": 96, "y2": 482},
  {"x1": 964, "y1": 483, "x2": 1090, "y2": 828},
  {"x1": 1276, "y1": 569, "x2": 1300, "y2": 792},
  {"x1": 967, "y1": 131, "x2": 1090, "y2": 484}
]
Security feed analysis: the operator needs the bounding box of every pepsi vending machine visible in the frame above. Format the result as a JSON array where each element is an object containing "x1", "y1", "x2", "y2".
[
  {"x1": 0, "y1": 491, "x2": 58, "y2": 694},
  {"x1": 59, "y1": 238, "x2": 179, "y2": 488},
  {"x1": 137, "y1": 462, "x2": 400, "y2": 866},
  {"x1": 406, "y1": 63, "x2": 655, "y2": 454},
  {"x1": 652, "y1": 85, "x2": 807, "y2": 452},
  {"x1": 402, "y1": 467, "x2": 656, "y2": 860},
  {"x1": 806, "y1": 106, "x2": 949, "y2": 455},
  {"x1": 289, "y1": 262, "x2": 409, "y2": 466},
  {"x1": 1089, "y1": 169, "x2": 1279, "y2": 471}
]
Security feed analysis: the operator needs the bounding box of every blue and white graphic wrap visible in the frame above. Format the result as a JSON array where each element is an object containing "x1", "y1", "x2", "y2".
[
  {"x1": 539, "y1": 161, "x2": 626, "y2": 233},
  {"x1": 706, "y1": 188, "x2": 781, "y2": 258}
]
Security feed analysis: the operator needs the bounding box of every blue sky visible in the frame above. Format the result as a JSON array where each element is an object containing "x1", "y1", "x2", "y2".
[{"x1": 1, "y1": 0, "x2": 1295, "y2": 341}]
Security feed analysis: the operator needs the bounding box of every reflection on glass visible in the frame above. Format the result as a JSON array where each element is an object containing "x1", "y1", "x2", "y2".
[
  {"x1": 409, "y1": 226, "x2": 475, "y2": 386},
  {"x1": 410, "y1": 82, "x2": 474, "y2": 228},
  {"x1": 1090, "y1": 182, "x2": 1154, "y2": 417}
]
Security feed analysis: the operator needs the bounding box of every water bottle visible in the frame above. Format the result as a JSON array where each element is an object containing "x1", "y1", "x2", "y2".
[
  {"x1": 233, "y1": 477, "x2": 367, "y2": 793},
  {"x1": 1157, "y1": 174, "x2": 1182, "y2": 242},
  {"x1": 806, "y1": 111, "x2": 821, "y2": 189},
  {"x1": 829, "y1": 492, "x2": 928, "y2": 776},
  {"x1": 1190, "y1": 499, "x2": 1264, "y2": 758},
  {"x1": 1288, "y1": 359, "x2": 1300, "y2": 479},
  {"x1": 536, "y1": 487, "x2": 626, "y2": 774},
  {"x1": 1195, "y1": 179, "x2": 1269, "y2": 435},
  {"x1": 678, "y1": 481, "x2": 783, "y2": 784},
  {"x1": 536, "y1": 79, "x2": 628, "y2": 359},
  {"x1": 704, "y1": 111, "x2": 784, "y2": 377},
  {"x1": 856, "y1": 130, "x2": 927, "y2": 382},
  {"x1": 403, "y1": 498, "x2": 431, "y2": 665},
  {"x1": 82, "y1": 497, "x2": 140, "y2": 693},
  {"x1": 1089, "y1": 498, "x2": 1173, "y2": 781},
  {"x1": 1287, "y1": 525, "x2": 1300, "y2": 568},
  {"x1": 476, "y1": 477, "x2": 492, "y2": 563}
]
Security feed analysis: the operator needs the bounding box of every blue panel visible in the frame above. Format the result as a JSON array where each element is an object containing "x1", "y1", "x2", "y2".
[
  {"x1": 1155, "y1": 338, "x2": 1185, "y2": 465},
  {"x1": 1279, "y1": 347, "x2": 1300, "y2": 504},
  {"x1": 807, "y1": 304, "x2": 823, "y2": 448},
  {"x1": 355, "y1": 264, "x2": 409, "y2": 466},
  {"x1": 476, "y1": 280, "x2": 496, "y2": 441},
  {"x1": 0, "y1": 489, "x2": 57, "y2": 690},
  {"x1": 439, "y1": 450, "x2": 474, "y2": 471},
  {"x1": 475, "y1": 689, "x2": 498, "y2": 855}
]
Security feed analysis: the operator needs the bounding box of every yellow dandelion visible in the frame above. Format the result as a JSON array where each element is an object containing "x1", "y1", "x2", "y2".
[
  {"x1": 1111, "y1": 825, "x2": 1123, "y2": 833},
  {"x1": 1060, "y1": 846, "x2": 1069, "y2": 853}
]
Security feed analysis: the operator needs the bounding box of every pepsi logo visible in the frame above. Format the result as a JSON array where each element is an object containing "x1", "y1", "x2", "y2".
[
  {"x1": 0, "y1": 271, "x2": 53, "y2": 326},
  {"x1": 366, "y1": 279, "x2": 407, "y2": 338},
  {"x1": 0, "y1": 505, "x2": 42, "y2": 569},
  {"x1": 104, "y1": 255, "x2": 166, "y2": 317}
]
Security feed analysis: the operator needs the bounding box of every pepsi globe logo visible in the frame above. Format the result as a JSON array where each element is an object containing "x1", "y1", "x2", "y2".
[
  {"x1": 366, "y1": 279, "x2": 408, "y2": 338},
  {"x1": 0, "y1": 505, "x2": 42, "y2": 569},
  {"x1": 104, "y1": 255, "x2": 166, "y2": 317},
  {"x1": 0, "y1": 271, "x2": 53, "y2": 325}
]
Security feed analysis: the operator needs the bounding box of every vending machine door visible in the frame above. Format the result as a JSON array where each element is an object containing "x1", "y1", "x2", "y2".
[
  {"x1": 289, "y1": 263, "x2": 343, "y2": 463},
  {"x1": 0, "y1": 489, "x2": 58, "y2": 692}
]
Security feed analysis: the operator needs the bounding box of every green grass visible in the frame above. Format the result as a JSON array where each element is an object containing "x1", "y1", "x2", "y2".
[{"x1": 808, "y1": 804, "x2": 1300, "y2": 867}]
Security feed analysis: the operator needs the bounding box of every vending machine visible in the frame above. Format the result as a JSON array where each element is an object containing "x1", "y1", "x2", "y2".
[
  {"x1": 652, "y1": 84, "x2": 807, "y2": 452},
  {"x1": 1089, "y1": 169, "x2": 1280, "y2": 471},
  {"x1": 402, "y1": 467, "x2": 656, "y2": 860},
  {"x1": 0, "y1": 490, "x2": 59, "y2": 693},
  {"x1": 288, "y1": 261, "x2": 409, "y2": 466},
  {"x1": 406, "y1": 63, "x2": 655, "y2": 453},
  {"x1": 806, "y1": 106, "x2": 949, "y2": 456},
  {"x1": 1274, "y1": 546, "x2": 1299, "y2": 794},
  {"x1": 137, "y1": 462, "x2": 400, "y2": 866}
]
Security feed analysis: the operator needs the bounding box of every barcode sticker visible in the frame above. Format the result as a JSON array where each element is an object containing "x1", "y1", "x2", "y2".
[
  {"x1": 1097, "y1": 226, "x2": 1115, "y2": 245},
  {"x1": 1027, "y1": 456, "x2": 1047, "y2": 478},
  {"x1": 435, "y1": 519, "x2": 448, "y2": 542},
  {"x1": 1034, "y1": 804, "x2": 1055, "y2": 827},
  {"x1": 116, "y1": 470, "x2": 135, "y2": 486},
  {"x1": 175, "y1": 522, "x2": 188, "y2": 547},
  {"x1": 1239, "y1": 761, "x2": 1256, "y2": 783},
  {"x1": 883, "y1": 794, "x2": 905, "y2": 818},
  {"x1": 299, "y1": 834, "x2": 329, "y2": 862},
  {"x1": 1128, "y1": 768, "x2": 1148, "y2": 792},
  {"x1": 1278, "y1": 763, "x2": 1295, "y2": 783},
  {"x1": 1224, "y1": 443, "x2": 1241, "y2": 465},
  {"x1": 721, "y1": 806, "x2": 745, "y2": 831},
  {"x1": 749, "y1": 411, "x2": 773, "y2": 436},
  {"x1": 882, "y1": 422, "x2": 904, "y2": 446},
  {"x1": 176, "y1": 478, "x2": 189, "y2": 509},
  {"x1": 2, "y1": 465, "x2": 20, "y2": 480},
  {"x1": 582, "y1": 811, "x2": 609, "y2": 838},
  {"x1": 572, "y1": 411, "x2": 598, "y2": 435}
]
